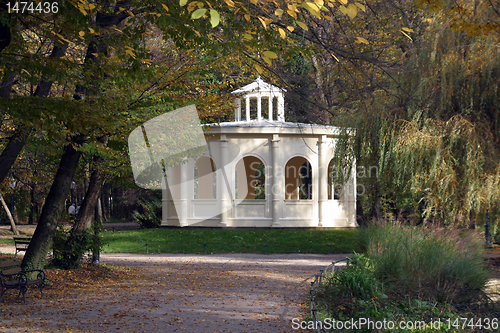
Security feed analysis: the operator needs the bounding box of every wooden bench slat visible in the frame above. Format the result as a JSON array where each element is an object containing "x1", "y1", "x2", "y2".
[
  {"x1": 0, "y1": 261, "x2": 20, "y2": 269},
  {"x1": 2, "y1": 268, "x2": 21, "y2": 275},
  {"x1": 12, "y1": 236, "x2": 33, "y2": 256}
]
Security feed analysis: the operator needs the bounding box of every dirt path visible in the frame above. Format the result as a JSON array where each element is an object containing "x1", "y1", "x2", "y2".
[{"x1": 0, "y1": 253, "x2": 349, "y2": 332}]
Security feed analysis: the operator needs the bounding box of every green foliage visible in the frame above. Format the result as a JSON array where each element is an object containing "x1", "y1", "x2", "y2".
[
  {"x1": 362, "y1": 223, "x2": 490, "y2": 304},
  {"x1": 132, "y1": 190, "x2": 162, "y2": 229},
  {"x1": 324, "y1": 254, "x2": 382, "y2": 300},
  {"x1": 51, "y1": 220, "x2": 107, "y2": 270},
  {"x1": 316, "y1": 224, "x2": 498, "y2": 329},
  {"x1": 52, "y1": 225, "x2": 92, "y2": 270}
]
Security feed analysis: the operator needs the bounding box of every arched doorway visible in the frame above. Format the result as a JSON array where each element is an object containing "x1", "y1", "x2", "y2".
[
  {"x1": 235, "y1": 156, "x2": 266, "y2": 200},
  {"x1": 194, "y1": 157, "x2": 216, "y2": 199},
  {"x1": 285, "y1": 157, "x2": 312, "y2": 200}
]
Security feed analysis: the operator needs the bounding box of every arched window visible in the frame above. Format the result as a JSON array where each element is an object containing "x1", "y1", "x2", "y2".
[
  {"x1": 194, "y1": 157, "x2": 216, "y2": 199},
  {"x1": 235, "y1": 156, "x2": 266, "y2": 199},
  {"x1": 285, "y1": 157, "x2": 312, "y2": 200}
]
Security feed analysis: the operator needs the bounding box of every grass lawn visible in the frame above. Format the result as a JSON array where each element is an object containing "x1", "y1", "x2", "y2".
[{"x1": 101, "y1": 228, "x2": 361, "y2": 254}]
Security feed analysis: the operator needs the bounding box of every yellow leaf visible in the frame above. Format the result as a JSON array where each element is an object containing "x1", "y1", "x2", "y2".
[
  {"x1": 255, "y1": 64, "x2": 263, "y2": 74},
  {"x1": 244, "y1": 14, "x2": 250, "y2": 21},
  {"x1": 79, "y1": 31, "x2": 85, "y2": 37},
  {"x1": 127, "y1": 10, "x2": 134, "y2": 17},
  {"x1": 355, "y1": 37, "x2": 369, "y2": 44},
  {"x1": 187, "y1": 1, "x2": 197, "y2": 12},
  {"x1": 324, "y1": 15, "x2": 333, "y2": 21},
  {"x1": 210, "y1": 9, "x2": 220, "y2": 28},
  {"x1": 113, "y1": 27, "x2": 123, "y2": 33},
  {"x1": 258, "y1": 17, "x2": 267, "y2": 29},
  {"x1": 262, "y1": 54, "x2": 271, "y2": 66},
  {"x1": 161, "y1": 3, "x2": 169, "y2": 11},
  {"x1": 337, "y1": 0, "x2": 347, "y2": 5},
  {"x1": 224, "y1": 0, "x2": 236, "y2": 7},
  {"x1": 263, "y1": 50, "x2": 278, "y2": 59},
  {"x1": 402, "y1": 27, "x2": 414, "y2": 33},
  {"x1": 401, "y1": 30, "x2": 413, "y2": 41},
  {"x1": 125, "y1": 49, "x2": 136, "y2": 59},
  {"x1": 91, "y1": 53, "x2": 99, "y2": 57},
  {"x1": 330, "y1": 53, "x2": 339, "y2": 62},
  {"x1": 180, "y1": 0, "x2": 188, "y2": 6},
  {"x1": 296, "y1": 21, "x2": 308, "y2": 31},
  {"x1": 278, "y1": 28, "x2": 286, "y2": 39},
  {"x1": 89, "y1": 27, "x2": 95, "y2": 34},
  {"x1": 275, "y1": 8, "x2": 283, "y2": 16},
  {"x1": 355, "y1": 2, "x2": 366, "y2": 12},
  {"x1": 250, "y1": 0, "x2": 258, "y2": 4},
  {"x1": 345, "y1": 4, "x2": 357, "y2": 19},
  {"x1": 315, "y1": 0, "x2": 324, "y2": 7},
  {"x1": 118, "y1": 7, "x2": 125, "y2": 11},
  {"x1": 339, "y1": 5, "x2": 347, "y2": 15},
  {"x1": 287, "y1": 4, "x2": 298, "y2": 18},
  {"x1": 287, "y1": 26, "x2": 294, "y2": 32},
  {"x1": 191, "y1": 8, "x2": 207, "y2": 19},
  {"x1": 21, "y1": 69, "x2": 30, "y2": 75},
  {"x1": 55, "y1": 33, "x2": 71, "y2": 43},
  {"x1": 140, "y1": 59, "x2": 153, "y2": 64},
  {"x1": 88, "y1": 3, "x2": 95, "y2": 10},
  {"x1": 303, "y1": 2, "x2": 321, "y2": 19},
  {"x1": 243, "y1": 33, "x2": 253, "y2": 40}
]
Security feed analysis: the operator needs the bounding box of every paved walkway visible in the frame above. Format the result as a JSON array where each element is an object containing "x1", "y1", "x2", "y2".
[{"x1": 0, "y1": 251, "x2": 347, "y2": 332}]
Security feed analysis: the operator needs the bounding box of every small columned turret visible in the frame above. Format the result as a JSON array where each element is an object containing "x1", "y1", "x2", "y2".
[{"x1": 231, "y1": 77, "x2": 286, "y2": 122}]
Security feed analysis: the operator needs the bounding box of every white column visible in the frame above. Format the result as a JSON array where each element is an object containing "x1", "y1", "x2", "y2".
[
  {"x1": 245, "y1": 97, "x2": 250, "y2": 121},
  {"x1": 318, "y1": 135, "x2": 328, "y2": 227},
  {"x1": 271, "y1": 134, "x2": 282, "y2": 227},
  {"x1": 235, "y1": 98, "x2": 241, "y2": 121},
  {"x1": 161, "y1": 175, "x2": 169, "y2": 226},
  {"x1": 278, "y1": 95, "x2": 285, "y2": 121},
  {"x1": 268, "y1": 96, "x2": 273, "y2": 121},
  {"x1": 257, "y1": 94, "x2": 262, "y2": 121},
  {"x1": 179, "y1": 163, "x2": 188, "y2": 226},
  {"x1": 219, "y1": 134, "x2": 229, "y2": 226}
]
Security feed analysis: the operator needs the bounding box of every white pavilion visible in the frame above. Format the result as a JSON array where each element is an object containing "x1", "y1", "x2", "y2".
[{"x1": 161, "y1": 78, "x2": 357, "y2": 228}]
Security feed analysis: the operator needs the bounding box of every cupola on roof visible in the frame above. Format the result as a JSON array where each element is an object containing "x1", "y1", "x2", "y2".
[{"x1": 231, "y1": 77, "x2": 286, "y2": 122}]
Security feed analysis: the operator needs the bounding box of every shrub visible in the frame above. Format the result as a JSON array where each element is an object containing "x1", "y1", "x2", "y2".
[
  {"x1": 132, "y1": 191, "x2": 162, "y2": 228},
  {"x1": 51, "y1": 220, "x2": 106, "y2": 269},
  {"x1": 362, "y1": 222, "x2": 490, "y2": 305},
  {"x1": 325, "y1": 254, "x2": 382, "y2": 299}
]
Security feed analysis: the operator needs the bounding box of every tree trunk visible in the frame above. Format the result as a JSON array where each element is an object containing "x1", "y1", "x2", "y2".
[
  {"x1": 0, "y1": 192, "x2": 18, "y2": 235},
  {"x1": 102, "y1": 184, "x2": 110, "y2": 221},
  {"x1": 21, "y1": 136, "x2": 85, "y2": 270},
  {"x1": 71, "y1": 168, "x2": 106, "y2": 235},
  {"x1": 29, "y1": 186, "x2": 35, "y2": 225},
  {"x1": 0, "y1": 126, "x2": 29, "y2": 185}
]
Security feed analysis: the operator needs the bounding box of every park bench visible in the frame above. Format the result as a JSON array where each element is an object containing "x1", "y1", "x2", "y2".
[
  {"x1": 13, "y1": 236, "x2": 32, "y2": 257},
  {"x1": 0, "y1": 260, "x2": 45, "y2": 303}
]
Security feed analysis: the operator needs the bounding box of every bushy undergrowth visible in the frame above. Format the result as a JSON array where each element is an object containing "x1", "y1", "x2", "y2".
[
  {"x1": 362, "y1": 224, "x2": 490, "y2": 304},
  {"x1": 316, "y1": 223, "x2": 499, "y2": 331},
  {"x1": 132, "y1": 191, "x2": 162, "y2": 228},
  {"x1": 51, "y1": 221, "x2": 106, "y2": 269}
]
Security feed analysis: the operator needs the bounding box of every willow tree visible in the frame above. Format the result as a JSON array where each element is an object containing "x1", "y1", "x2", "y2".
[{"x1": 328, "y1": 0, "x2": 500, "y2": 230}]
